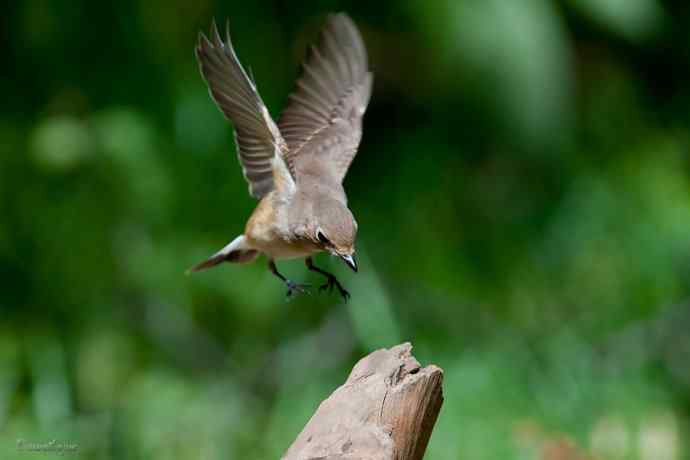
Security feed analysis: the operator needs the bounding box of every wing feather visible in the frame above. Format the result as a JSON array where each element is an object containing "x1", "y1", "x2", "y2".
[
  {"x1": 196, "y1": 20, "x2": 293, "y2": 199},
  {"x1": 279, "y1": 14, "x2": 372, "y2": 183}
]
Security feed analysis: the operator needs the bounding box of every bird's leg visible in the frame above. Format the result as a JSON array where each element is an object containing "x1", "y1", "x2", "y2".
[
  {"x1": 305, "y1": 257, "x2": 350, "y2": 301},
  {"x1": 268, "y1": 260, "x2": 310, "y2": 299}
]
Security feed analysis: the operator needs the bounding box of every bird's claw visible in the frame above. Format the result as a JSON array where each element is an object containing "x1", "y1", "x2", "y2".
[
  {"x1": 318, "y1": 277, "x2": 350, "y2": 302},
  {"x1": 285, "y1": 280, "x2": 311, "y2": 299},
  {"x1": 318, "y1": 280, "x2": 334, "y2": 293},
  {"x1": 338, "y1": 287, "x2": 351, "y2": 302}
]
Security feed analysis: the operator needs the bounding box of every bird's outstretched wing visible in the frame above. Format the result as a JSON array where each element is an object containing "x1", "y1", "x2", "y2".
[
  {"x1": 196, "y1": 21, "x2": 294, "y2": 199},
  {"x1": 279, "y1": 14, "x2": 373, "y2": 183}
]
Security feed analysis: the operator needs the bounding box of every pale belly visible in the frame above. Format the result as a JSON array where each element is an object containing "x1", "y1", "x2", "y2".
[{"x1": 248, "y1": 235, "x2": 321, "y2": 260}]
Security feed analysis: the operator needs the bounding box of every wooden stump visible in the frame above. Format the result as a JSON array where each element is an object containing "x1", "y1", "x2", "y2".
[{"x1": 282, "y1": 342, "x2": 444, "y2": 460}]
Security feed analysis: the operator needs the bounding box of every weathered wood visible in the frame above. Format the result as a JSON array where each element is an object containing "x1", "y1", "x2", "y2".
[{"x1": 282, "y1": 342, "x2": 444, "y2": 460}]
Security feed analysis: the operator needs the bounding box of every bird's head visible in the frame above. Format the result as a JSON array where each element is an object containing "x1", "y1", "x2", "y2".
[{"x1": 311, "y1": 197, "x2": 358, "y2": 272}]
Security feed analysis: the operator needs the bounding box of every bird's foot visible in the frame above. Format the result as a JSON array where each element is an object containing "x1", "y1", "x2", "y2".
[
  {"x1": 285, "y1": 280, "x2": 310, "y2": 299},
  {"x1": 318, "y1": 276, "x2": 350, "y2": 302}
]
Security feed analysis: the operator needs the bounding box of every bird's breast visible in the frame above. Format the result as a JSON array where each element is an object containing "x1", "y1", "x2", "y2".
[{"x1": 245, "y1": 194, "x2": 319, "y2": 259}]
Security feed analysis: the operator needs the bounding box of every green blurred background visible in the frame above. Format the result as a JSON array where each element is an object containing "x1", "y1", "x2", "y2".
[{"x1": 2, "y1": 0, "x2": 690, "y2": 458}]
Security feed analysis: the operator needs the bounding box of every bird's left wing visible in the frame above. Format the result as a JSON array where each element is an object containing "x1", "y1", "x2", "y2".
[
  {"x1": 279, "y1": 14, "x2": 373, "y2": 183},
  {"x1": 196, "y1": 21, "x2": 294, "y2": 199}
]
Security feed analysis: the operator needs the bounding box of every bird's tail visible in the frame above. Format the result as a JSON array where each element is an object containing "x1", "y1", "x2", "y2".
[{"x1": 186, "y1": 235, "x2": 258, "y2": 274}]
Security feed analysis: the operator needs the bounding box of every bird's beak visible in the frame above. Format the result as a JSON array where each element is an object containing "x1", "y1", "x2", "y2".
[{"x1": 340, "y1": 254, "x2": 358, "y2": 272}]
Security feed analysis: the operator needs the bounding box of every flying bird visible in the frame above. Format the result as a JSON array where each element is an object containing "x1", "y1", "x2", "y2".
[{"x1": 188, "y1": 14, "x2": 373, "y2": 301}]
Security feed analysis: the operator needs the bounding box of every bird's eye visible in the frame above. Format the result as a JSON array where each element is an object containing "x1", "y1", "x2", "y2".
[{"x1": 317, "y1": 231, "x2": 330, "y2": 245}]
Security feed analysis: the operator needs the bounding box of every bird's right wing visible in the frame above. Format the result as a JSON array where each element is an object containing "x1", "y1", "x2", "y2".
[
  {"x1": 279, "y1": 14, "x2": 373, "y2": 183},
  {"x1": 196, "y1": 21, "x2": 294, "y2": 199}
]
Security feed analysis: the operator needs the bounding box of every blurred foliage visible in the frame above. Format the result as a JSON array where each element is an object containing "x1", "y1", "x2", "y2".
[{"x1": 2, "y1": 0, "x2": 690, "y2": 459}]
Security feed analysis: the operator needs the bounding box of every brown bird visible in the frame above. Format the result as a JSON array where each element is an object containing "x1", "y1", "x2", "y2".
[{"x1": 188, "y1": 13, "x2": 372, "y2": 300}]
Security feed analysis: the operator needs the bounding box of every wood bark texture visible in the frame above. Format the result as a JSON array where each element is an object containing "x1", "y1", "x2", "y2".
[{"x1": 282, "y1": 342, "x2": 444, "y2": 460}]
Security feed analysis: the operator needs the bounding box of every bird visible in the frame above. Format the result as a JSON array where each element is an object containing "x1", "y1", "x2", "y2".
[{"x1": 188, "y1": 13, "x2": 373, "y2": 301}]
